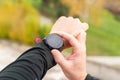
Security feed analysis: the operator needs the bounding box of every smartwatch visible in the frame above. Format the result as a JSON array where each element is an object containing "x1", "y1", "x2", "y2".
[{"x1": 43, "y1": 33, "x2": 64, "y2": 51}]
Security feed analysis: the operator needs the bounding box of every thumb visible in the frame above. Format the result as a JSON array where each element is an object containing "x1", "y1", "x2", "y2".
[
  {"x1": 81, "y1": 23, "x2": 89, "y2": 31},
  {"x1": 51, "y1": 49, "x2": 67, "y2": 67}
]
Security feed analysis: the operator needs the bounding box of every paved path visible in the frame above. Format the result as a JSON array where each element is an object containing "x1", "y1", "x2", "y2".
[
  {"x1": 87, "y1": 56, "x2": 120, "y2": 69},
  {"x1": 0, "y1": 39, "x2": 29, "y2": 70}
]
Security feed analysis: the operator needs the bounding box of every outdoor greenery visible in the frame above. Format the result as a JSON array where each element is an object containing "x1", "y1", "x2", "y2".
[
  {"x1": 87, "y1": 10, "x2": 120, "y2": 56},
  {"x1": 0, "y1": 0, "x2": 119, "y2": 56},
  {"x1": 0, "y1": 0, "x2": 39, "y2": 44},
  {"x1": 0, "y1": 0, "x2": 52, "y2": 44},
  {"x1": 40, "y1": 0, "x2": 68, "y2": 18}
]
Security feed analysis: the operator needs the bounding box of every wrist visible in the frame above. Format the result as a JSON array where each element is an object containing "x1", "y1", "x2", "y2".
[
  {"x1": 78, "y1": 72, "x2": 87, "y2": 80},
  {"x1": 69, "y1": 72, "x2": 87, "y2": 80},
  {"x1": 81, "y1": 73, "x2": 87, "y2": 80}
]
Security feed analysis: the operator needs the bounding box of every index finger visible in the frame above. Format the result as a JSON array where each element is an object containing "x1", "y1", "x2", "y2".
[{"x1": 55, "y1": 31, "x2": 80, "y2": 48}]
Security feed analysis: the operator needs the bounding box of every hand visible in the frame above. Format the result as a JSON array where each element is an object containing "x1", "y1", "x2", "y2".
[
  {"x1": 51, "y1": 31, "x2": 87, "y2": 80},
  {"x1": 50, "y1": 16, "x2": 88, "y2": 36},
  {"x1": 50, "y1": 16, "x2": 89, "y2": 48}
]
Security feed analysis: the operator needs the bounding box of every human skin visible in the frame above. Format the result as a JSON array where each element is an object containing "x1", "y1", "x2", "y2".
[
  {"x1": 35, "y1": 16, "x2": 88, "y2": 80},
  {"x1": 51, "y1": 31, "x2": 87, "y2": 80},
  {"x1": 50, "y1": 16, "x2": 88, "y2": 48},
  {"x1": 50, "y1": 16, "x2": 88, "y2": 35}
]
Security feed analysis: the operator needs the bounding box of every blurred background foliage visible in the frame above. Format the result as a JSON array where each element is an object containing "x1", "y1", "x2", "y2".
[
  {"x1": 0, "y1": 0, "x2": 52, "y2": 44},
  {"x1": 0, "y1": 0, "x2": 120, "y2": 56}
]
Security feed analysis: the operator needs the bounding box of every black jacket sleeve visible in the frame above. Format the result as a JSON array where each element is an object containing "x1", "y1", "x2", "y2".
[
  {"x1": 85, "y1": 74, "x2": 100, "y2": 80},
  {"x1": 0, "y1": 40, "x2": 98, "y2": 80},
  {"x1": 0, "y1": 41, "x2": 56, "y2": 80}
]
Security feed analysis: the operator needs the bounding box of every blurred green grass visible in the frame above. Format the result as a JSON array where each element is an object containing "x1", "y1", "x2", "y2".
[{"x1": 87, "y1": 10, "x2": 120, "y2": 56}]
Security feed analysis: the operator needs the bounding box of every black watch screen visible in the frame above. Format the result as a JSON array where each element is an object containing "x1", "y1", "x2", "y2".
[{"x1": 43, "y1": 33, "x2": 64, "y2": 51}]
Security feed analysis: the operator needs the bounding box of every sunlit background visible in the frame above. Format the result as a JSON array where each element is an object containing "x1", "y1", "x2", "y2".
[
  {"x1": 0, "y1": 0, "x2": 120, "y2": 80},
  {"x1": 0, "y1": 0, "x2": 120, "y2": 56}
]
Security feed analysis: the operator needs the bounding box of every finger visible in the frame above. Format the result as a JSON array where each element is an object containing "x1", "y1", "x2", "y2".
[
  {"x1": 58, "y1": 16, "x2": 66, "y2": 20},
  {"x1": 67, "y1": 16, "x2": 74, "y2": 23},
  {"x1": 81, "y1": 23, "x2": 89, "y2": 31},
  {"x1": 68, "y1": 16, "x2": 74, "y2": 19},
  {"x1": 55, "y1": 31, "x2": 79, "y2": 47},
  {"x1": 75, "y1": 18, "x2": 82, "y2": 23},
  {"x1": 76, "y1": 30, "x2": 86, "y2": 45},
  {"x1": 51, "y1": 49, "x2": 68, "y2": 67},
  {"x1": 72, "y1": 30, "x2": 82, "y2": 37}
]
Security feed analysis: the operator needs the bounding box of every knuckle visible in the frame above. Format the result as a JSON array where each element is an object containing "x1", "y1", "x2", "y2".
[{"x1": 59, "y1": 16, "x2": 66, "y2": 20}]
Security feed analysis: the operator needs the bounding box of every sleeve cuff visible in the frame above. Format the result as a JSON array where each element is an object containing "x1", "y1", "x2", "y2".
[
  {"x1": 85, "y1": 74, "x2": 100, "y2": 80},
  {"x1": 35, "y1": 41, "x2": 56, "y2": 69}
]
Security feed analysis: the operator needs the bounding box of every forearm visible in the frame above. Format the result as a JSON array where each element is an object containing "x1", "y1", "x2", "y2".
[{"x1": 0, "y1": 41, "x2": 56, "y2": 80}]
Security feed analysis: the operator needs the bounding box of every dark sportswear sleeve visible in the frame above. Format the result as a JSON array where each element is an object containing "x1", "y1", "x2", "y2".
[
  {"x1": 0, "y1": 41, "x2": 56, "y2": 80},
  {"x1": 85, "y1": 74, "x2": 100, "y2": 80}
]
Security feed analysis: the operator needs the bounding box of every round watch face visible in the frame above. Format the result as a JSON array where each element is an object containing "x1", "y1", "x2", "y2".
[{"x1": 45, "y1": 33, "x2": 64, "y2": 50}]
